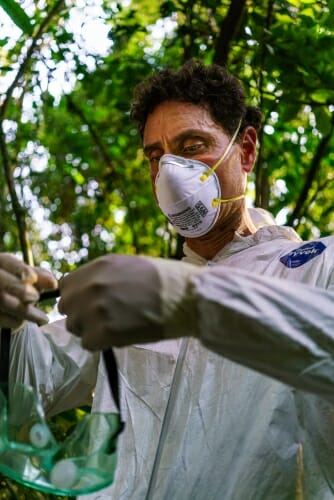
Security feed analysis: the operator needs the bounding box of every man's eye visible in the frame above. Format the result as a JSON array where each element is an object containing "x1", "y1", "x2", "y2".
[
  {"x1": 149, "y1": 156, "x2": 161, "y2": 166},
  {"x1": 182, "y1": 143, "x2": 202, "y2": 154}
]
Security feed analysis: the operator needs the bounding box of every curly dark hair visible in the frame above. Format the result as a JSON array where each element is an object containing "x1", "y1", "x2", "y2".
[{"x1": 130, "y1": 59, "x2": 262, "y2": 140}]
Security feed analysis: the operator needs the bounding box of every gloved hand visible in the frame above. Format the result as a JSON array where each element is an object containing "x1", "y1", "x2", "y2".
[
  {"x1": 58, "y1": 254, "x2": 165, "y2": 350},
  {"x1": 0, "y1": 253, "x2": 58, "y2": 329},
  {"x1": 58, "y1": 254, "x2": 202, "y2": 351}
]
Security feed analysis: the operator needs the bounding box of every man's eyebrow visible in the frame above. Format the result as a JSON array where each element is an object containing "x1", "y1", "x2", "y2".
[
  {"x1": 173, "y1": 129, "x2": 208, "y2": 144},
  {"x1": 143, "y1": 142, "x2": 161, "y2": 157},
  {"x1": 143, "y1": 129, "x2": 208, "y2": 156}
]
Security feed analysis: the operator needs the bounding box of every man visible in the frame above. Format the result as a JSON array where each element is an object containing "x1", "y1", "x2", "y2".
[{"x1": 2, "y1": 60, "x2": 334, "y2": 499}]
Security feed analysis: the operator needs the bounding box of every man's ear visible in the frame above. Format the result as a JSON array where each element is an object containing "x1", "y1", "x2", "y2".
[{"x1": 240, "y1": 126, "x2": 258, "y2": 173}]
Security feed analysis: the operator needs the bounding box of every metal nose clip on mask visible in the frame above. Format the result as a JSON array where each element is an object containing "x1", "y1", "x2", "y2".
[
  {"x1": 155, "y1": 121, "x2": 244, "y2": 238},
  {"x1": 0, "y1": 289, "x2": 124, "y2": 497}
]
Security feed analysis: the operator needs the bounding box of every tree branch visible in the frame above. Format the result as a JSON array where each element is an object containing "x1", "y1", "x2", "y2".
[
  {"x1": 0, "y1": 0, "x2": 66, "y2": 263},
  {"x1": 66, "y1": 95, "x2": 115, "y2": 174},
  {"x1": 255, "y1": 0, "x2": 275, "y2": 208},
  {"x1": 287, "y1": 113, "x2": 334, "y2": 227},
  {"x1": 213, "y1": 0, "x2": 247, "y2": 66},
  {"x1": 0, "y1": 0, "x2": 66, "y2": 119},
  {"x1": 0, "y1": 127, "x2": 33, "y2": 263},
  {"x1": 298, "y1": 177, "x2": 334, "y2": 223}
]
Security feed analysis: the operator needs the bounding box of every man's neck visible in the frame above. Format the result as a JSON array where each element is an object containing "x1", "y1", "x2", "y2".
[{"x1": 185, "y1": 207, "x2": 256, "y2": 261}]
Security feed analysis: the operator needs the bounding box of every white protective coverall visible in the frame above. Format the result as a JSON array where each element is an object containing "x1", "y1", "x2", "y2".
[{"x1": 8, "y1": 215, "x2": 334, "y2": 500}]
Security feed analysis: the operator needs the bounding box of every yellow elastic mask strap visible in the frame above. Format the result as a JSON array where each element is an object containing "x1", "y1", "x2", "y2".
[
  {"x1": 212, "y1": 193, "x2": 245, "y2": 208},
  {"x1": 200, "y1": 119, "x2": 242, "y2": 182}
]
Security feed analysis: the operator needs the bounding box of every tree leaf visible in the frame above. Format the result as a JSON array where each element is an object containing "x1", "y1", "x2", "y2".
[
  {"x1": 0, "y1": 0, "x2": 32, "y2": 35},
  {"x1": 311, "y1": 88, "x2": 331, "y2": 104}
]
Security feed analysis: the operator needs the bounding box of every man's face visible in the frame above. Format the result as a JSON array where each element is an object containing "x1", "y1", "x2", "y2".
[{"x1": 143, "y1": 101, "x2": 252, "y2": 204}]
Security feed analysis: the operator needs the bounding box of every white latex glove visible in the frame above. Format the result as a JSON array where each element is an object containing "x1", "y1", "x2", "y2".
[
  {"x1": 58, "y1": 254, "x2": 200, "y2": 350},
  {"x1": 0, "y1": 253, "x2": 58, "y2": 329}
]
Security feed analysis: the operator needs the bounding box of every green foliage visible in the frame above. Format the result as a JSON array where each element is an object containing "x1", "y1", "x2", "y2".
[{"x1": 1, "y1": 0, "x2": 334, "y2": 265}]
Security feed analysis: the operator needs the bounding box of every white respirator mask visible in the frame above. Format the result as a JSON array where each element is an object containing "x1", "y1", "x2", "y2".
[{"x1": 155, "y1": 121, "x2": 244, "y2": 238}]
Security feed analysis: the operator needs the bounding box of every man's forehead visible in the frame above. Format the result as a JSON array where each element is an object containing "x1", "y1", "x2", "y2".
[{"x1": 143, "y1": 104, "x2": 225, "y2": 151}]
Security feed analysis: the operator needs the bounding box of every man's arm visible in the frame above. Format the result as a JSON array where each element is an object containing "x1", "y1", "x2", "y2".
[
  {"x1": 190, "y1": 265, "x2": 334, "y2": 402},
  {"x1": 59, "y1": 254, "x2": 334, "y2": 403}
]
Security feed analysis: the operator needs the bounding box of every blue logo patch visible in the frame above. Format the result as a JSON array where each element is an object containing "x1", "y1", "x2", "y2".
[{"x1": 280, "y1": 241, "x2": 326, "y2": 268}]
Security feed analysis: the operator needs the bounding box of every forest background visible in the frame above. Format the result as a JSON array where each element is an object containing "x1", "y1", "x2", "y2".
[
  {"x1": 1, "y1": 0, "x2": 334, "y2": 498},
  {"x1": 2, "y1": 0, "x2": 334, "y2": 275}
]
